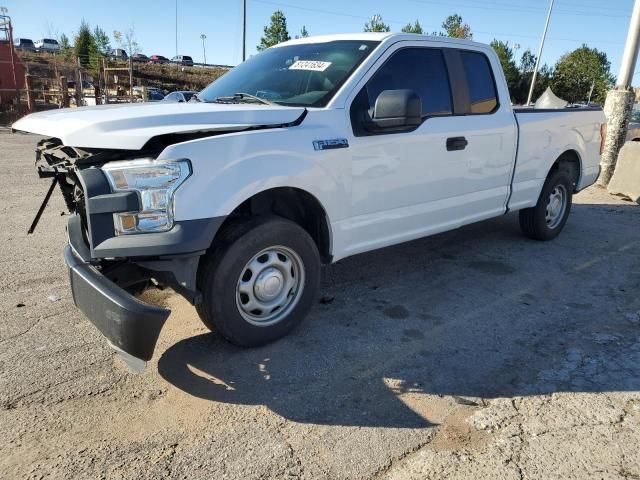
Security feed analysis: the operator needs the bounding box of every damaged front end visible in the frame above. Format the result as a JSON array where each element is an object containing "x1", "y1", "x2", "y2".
[{"x1": 32, "y1": 138, "x2": 223, "y2": 370}]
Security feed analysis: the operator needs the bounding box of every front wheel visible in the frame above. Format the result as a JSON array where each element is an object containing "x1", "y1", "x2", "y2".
[
  {"x1": 519, "y1": 169, "x2": 573, "y2": 241},
  {"x1": 196, "y1": 216, "x2": 321, "y2": 347}
]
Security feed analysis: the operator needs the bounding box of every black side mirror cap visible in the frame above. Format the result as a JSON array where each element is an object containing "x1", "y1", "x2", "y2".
[{"x1": 370, "y1": 89, "x2": 422, "y2": 130}]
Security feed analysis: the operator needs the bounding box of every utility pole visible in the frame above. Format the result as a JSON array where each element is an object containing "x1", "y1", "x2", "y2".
[
  {"x1": 129, "y1": 55, "x2": 133, "y2": 103},
  {"x1": 587, "y1": 80, "x2": 595, "y2": 105},
  {"x1": 200, "y1": 33, "x2": 207, "y2": 64},
  {"x1": 242, "y1": 0, "x2": 247, "y2": 61},
  {"x1": 527, "y1": 0, "x2": 554, "y2": 105},
  {"x1": 175, "y1": 0, "x2": 178, "y2": 58},
  {"x1": 598, "y1": 0, "x2": 640, "y2": 186}
]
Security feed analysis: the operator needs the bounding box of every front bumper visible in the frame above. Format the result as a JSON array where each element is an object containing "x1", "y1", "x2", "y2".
[{"x1": 64, "y1": 245, "x2": 170, "y2": 371}]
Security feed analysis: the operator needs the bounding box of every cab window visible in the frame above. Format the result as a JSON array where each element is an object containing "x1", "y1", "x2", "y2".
[
  {"x1": 366, "y1": 48, "x2": 452, "y2": 117},
  {"x1": 459, "y1": 51, "x2": 498, "y2": 114},
  {"x1": 350, "y1": 47, "x2": 452, "y2": 136}
]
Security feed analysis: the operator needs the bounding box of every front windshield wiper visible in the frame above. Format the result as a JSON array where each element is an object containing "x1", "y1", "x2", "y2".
[{"x1": 213, "y1": 92, "x2": 275, "y2": 106}]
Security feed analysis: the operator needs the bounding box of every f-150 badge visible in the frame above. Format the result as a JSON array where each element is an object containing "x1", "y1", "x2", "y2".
[{"x1": 313, "y1": 139, "x2": 349, "y2": 151}]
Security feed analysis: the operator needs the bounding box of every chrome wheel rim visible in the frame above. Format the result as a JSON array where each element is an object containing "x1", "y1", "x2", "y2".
[
  {"x1": 545, "y1": 184, "x2": 567, "y2": 229},
  {"x1": 236, "y1": 246, "x2": 305, "y2": 326}
]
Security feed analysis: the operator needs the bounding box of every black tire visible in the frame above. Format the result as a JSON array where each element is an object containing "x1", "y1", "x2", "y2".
[
  {"x1": 196, "y1": 216, "x2": 321, "y2": 347},
  {"x1": 519, "y1": 169, "x2": 573, "y2": 241}
]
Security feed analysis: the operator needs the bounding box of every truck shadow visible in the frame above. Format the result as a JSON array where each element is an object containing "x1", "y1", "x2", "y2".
[{"x1": 159, "y1": 203, "x2": 640, "y2": 428}]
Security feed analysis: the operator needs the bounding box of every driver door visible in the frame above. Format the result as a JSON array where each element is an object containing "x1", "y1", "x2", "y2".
[{"x1": 343, "y1": 43, "x2": 515, "y2": 256}]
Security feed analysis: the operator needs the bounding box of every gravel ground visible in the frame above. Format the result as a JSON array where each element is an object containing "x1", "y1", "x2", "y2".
[{"x1": 1, "y1": 131, "x2": 639, "y2": 479}]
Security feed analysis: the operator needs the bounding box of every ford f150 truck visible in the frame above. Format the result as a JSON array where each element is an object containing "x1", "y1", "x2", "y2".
[{"x1": 13, "y1": 33, "x2": 606, "y2": 371}]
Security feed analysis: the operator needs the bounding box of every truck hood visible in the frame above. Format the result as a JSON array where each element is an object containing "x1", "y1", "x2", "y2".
[{"x1": 12, "y1": 102, "x2": 306, "y2": 150}]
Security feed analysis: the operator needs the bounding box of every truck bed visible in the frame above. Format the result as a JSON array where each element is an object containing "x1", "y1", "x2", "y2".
[{"x1": 509, "y1": 106, "x2": 605, "y2": 211}]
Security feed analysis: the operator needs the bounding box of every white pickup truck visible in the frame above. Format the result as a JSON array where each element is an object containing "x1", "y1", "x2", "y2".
[{"x1": 14, "y1": 33, "x2": 606, "y2": 371}]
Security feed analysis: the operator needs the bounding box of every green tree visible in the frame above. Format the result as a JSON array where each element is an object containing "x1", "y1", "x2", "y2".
[
  {"x1": 257, "y1": 10, "x2": 291, "y2": 51},
  {"x1": 74, "y1": 20, "x2": 100, "y2": 70},
  {"x1": 364, "y1": 15, "x2": 390, "y2": 32},
  {"x1": 519, "y1": 49, "x2": 536, "y2": 74},
  {"x1": 93, "y1": 26, "x2": 111, "y2": 56},
  {"x1": 490, "y1": 40, "x2": 519, "y2": 100},
  {"x1": 440, "y1": 14, "x2": 472, "y2": 39},
  {"x1": 58, "y1": 33, "x2": 72, "y2": 61},
  {"x1": 551, "y1": 44, "x2": 614, "y2": 104},
  {"x1": 401, "y1": 20, "x2": 423, "y2": 34},
  {"x1": 511, "y1": 49, "x2": 553, "y2": 105},
  {"x1": 296, "y1": 25, "x2": 309, "y2": 38}
]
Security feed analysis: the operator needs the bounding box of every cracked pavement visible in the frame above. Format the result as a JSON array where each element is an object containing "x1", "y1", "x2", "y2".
[{"x1": 1, "y1": 132, "x2": 639, "y2": 479}]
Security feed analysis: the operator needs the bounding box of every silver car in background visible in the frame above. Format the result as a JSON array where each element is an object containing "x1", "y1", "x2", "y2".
[
  {"x1": 627, "y1": 105, "x2": 640, "y2": 142},
  {"x1": 34, "y1": 38, "x2": 60, "y2": 53}
]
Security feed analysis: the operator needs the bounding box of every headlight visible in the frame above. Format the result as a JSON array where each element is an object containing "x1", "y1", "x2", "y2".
[{"x1": 102, "y1": 158, "x2": 191, "y2": 235}]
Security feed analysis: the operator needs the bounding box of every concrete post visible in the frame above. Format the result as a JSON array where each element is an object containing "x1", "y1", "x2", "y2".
[
  {"x1": 25, "y1": 73, "x2": 35, "y2": 112},
  {"x1": 598, "y1": 0, "x2": 640, "y2": 186},
  {"x1": 598, "y1": 89, "x2": 636, "y2": 186}
]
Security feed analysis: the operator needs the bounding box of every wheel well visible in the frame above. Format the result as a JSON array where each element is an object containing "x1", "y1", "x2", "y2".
[
  {"x1": 219, "y1": 187, "x2": 332, "y2": 264},
  {"x1": 550, "y1": 150, "x2": 581, "y2": 192}
]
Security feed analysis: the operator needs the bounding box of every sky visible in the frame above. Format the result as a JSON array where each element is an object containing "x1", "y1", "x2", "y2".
[{"x1": 3, "y1": 0, "x2": 639, "y2": 83}]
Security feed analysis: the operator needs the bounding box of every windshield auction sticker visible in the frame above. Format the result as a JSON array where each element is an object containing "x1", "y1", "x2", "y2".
[{"x1": 289, "y1": 60, "x2": 332, "y2": 72}]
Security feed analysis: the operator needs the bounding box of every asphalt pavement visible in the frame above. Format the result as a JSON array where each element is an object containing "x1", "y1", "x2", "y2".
[{"x1": 1, "y1": 131, "x2": 639, "y2": 479}]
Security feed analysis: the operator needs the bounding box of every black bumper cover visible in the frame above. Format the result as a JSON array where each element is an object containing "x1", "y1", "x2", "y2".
[{"x1": 64, "y1": 245, "x2": 170, "y2": 364}]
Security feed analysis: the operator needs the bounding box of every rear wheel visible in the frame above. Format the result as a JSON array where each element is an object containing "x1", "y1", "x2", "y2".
[
  {"x1": 519, "y1": 169, "x2": 573, "y2": 241},
  {"x1": 196, "y1": 216, "x2": 321, "y2": 347}
]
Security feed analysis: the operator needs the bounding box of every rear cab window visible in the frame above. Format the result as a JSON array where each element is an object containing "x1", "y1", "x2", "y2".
[{"x1": 459, "y1": 50, "x2": 498, "y2": 114}]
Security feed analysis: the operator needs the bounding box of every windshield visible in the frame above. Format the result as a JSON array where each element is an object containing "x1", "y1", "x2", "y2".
[
  {"x1": 630, "y1": 107, "x2": 640, "y2": 123},
  {"x1": 199, "y1": 40, "x2": 379, "y2": 107}
]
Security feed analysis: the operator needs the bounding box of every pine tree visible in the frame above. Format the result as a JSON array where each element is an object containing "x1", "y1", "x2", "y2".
[
  {"x1": 439, "y1": 14, "x2": 472, "y2": 39},
  {"x1": 401, "y1": 20, "x2": 423, "y2": 34},
  {"x1": 74, "y1": 20, "x2": 100, "y2": 72},
  {"x1": 490, "y1": 40, "x2": 519, "y2": 99},
  {"x1": 93, "y1": 26, "x2": 111, "y2": 56},
  {"x1": 58, "y1": 33, "x2": 72, "y2": 60},
  {"x1": 257, "y1": 11, "x2": 291, "y2": 51},
  {"x1": 364, "y1": 15, "x2": 390, "y2": 32}
]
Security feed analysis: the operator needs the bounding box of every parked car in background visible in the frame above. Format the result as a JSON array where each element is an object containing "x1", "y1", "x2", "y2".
[
  {"x1": 14, "y1": 38, "x2": 36, "y2": 51},
  {"x1": 626, "y1": 105, "x2": 640, "y2": 142},
  {"x1": 149, "y1": 54, "x2": 170, "y2": 64},
  {"x1": 131, "y1": 53, "x2": 149, "y2": 63},
  {"x1": 132, "y1": 86, "x2": 165, "y2": 102},
  {"x1": 171, "y1": 55, "x2": 193, "y2": 66},
  {"x1": 66, "y1": 80, "x2": 94, "y2": 91},
  {"x1": 110, "y1": 48, "x2": 128, "y2": 61},
  {"x1": 147, "y1": 89, "x2": 165, "y2": 101},
  {"x1": 163, "y1": 90, "x2": 198, "y2": 103},
  {"x1": 34, "y1": 38, "x2": 59, "y2": 53}
]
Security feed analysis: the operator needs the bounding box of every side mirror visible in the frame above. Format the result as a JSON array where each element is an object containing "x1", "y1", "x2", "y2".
[{"x1": 370, "y1": 89, "x2": 422, "y2": 130}]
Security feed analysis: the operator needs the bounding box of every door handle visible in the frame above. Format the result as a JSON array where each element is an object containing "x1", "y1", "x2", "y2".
[{"x1": 446, "y1": 136, "x2": 468, "y2": 151}]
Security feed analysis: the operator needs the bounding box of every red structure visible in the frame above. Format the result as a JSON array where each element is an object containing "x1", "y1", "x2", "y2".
[{"x1": 0, "y1": 13, "x2": 26, "y2": 106}]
